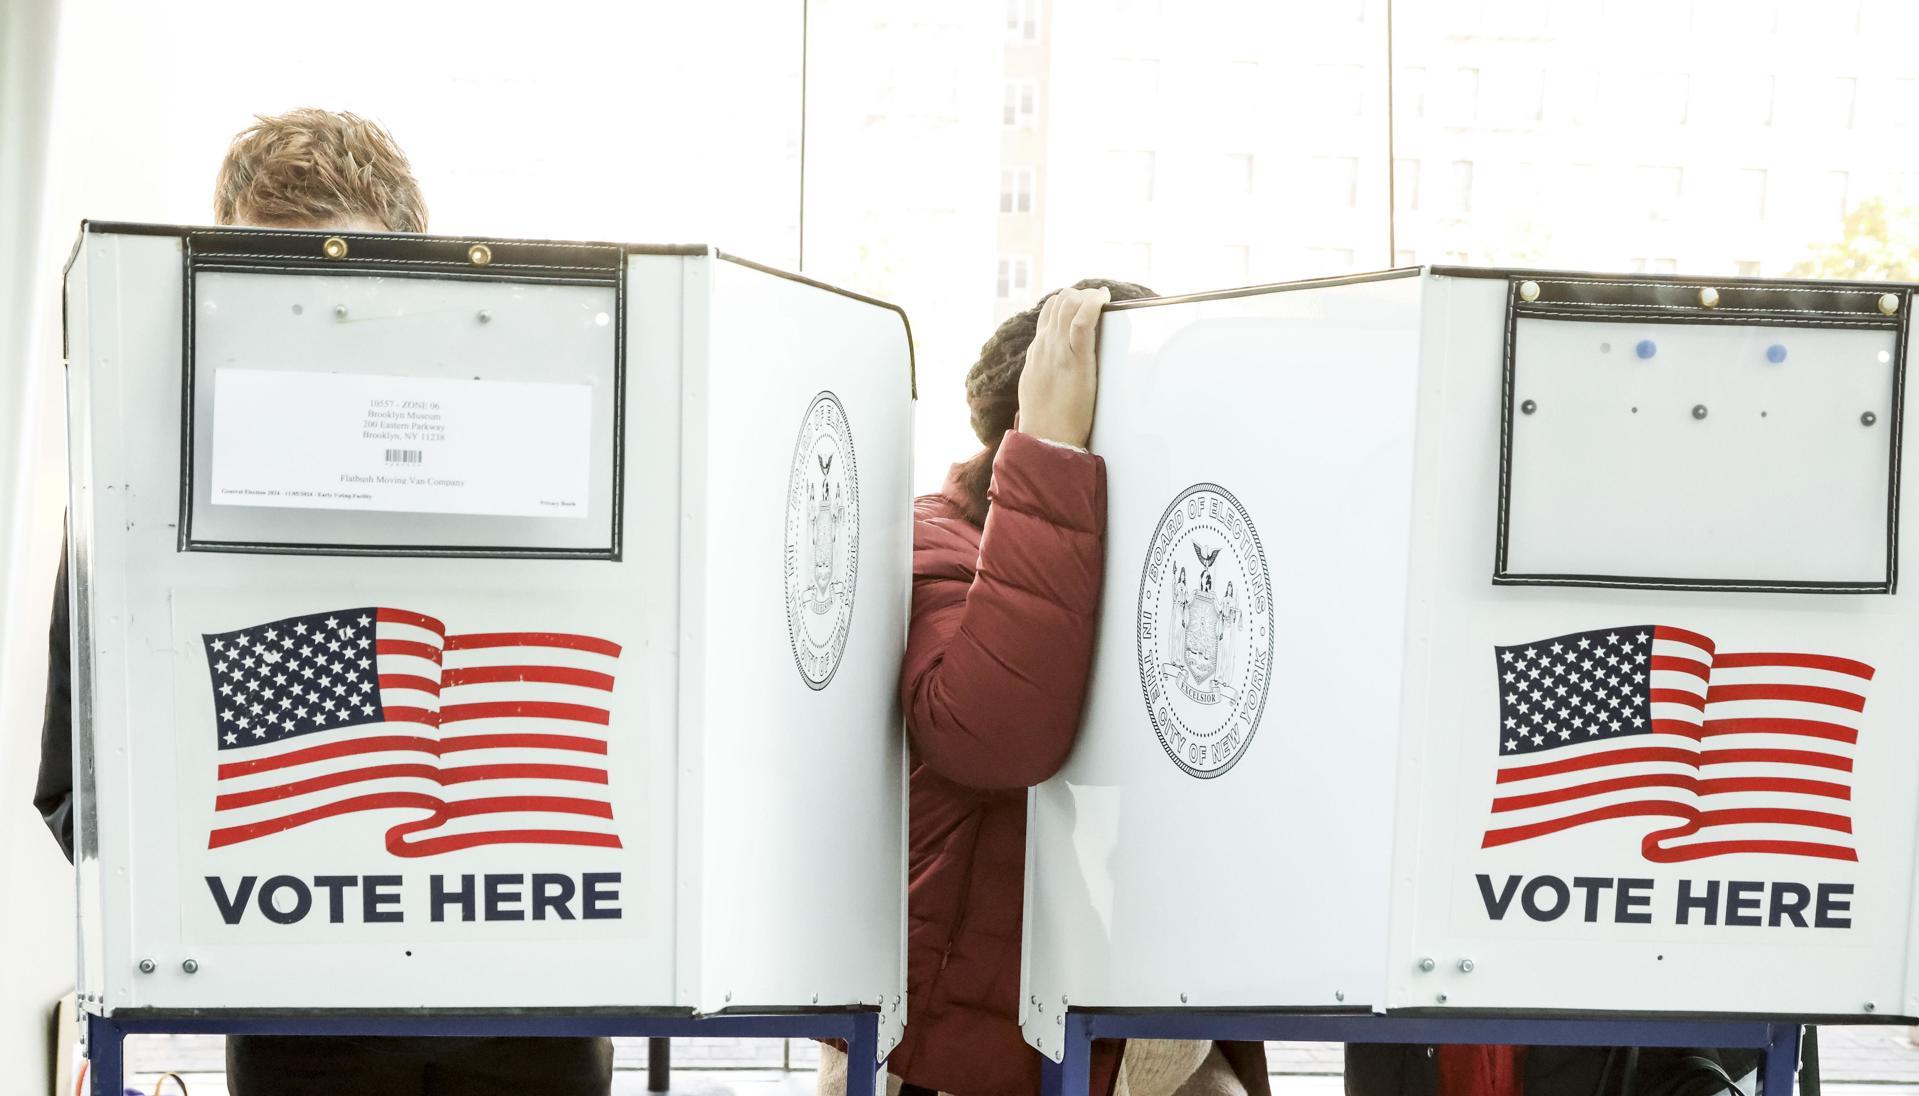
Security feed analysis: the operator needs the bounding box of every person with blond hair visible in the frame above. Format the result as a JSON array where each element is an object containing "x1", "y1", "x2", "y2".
[{"x1": 34, "y1": 108, "x2": 613, "y2": 1096}]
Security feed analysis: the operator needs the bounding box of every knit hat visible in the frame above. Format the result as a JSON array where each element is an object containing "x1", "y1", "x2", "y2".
[{"x1": 964, "y1": 277, "x2": 1156, "y2": 446}]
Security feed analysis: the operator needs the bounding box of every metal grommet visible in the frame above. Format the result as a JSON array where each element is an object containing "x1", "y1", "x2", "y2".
[
  {"x1": 322, "y1": 236, "x2": 348, "y2": 260},
  {"x1": 137, "y1": 959, "x2": 155, "y2": 974},
  {"x1": 334, "y1": 304, "x2": 349, "y2": 320},
  {"x1": 1692, "y1": 404, "x2": 1709, "y2": 420},
  {"x1": 1458, "y1": 958, "x2": 1476, "y2": 973},
  {"x1": 1880, "y1": 293, "x2": 1901, "y2": 316},
  {"x1": 1863, "y1": 411, "x2": 1879, "y2": 427},
  {"x1": 181, "y1": 958, "x2": 199, "y2": 974},
  {"x1": 468, "y1": 243, "x2": 493, "y2": 266},
  {"x1": 1521, "y1": 399, "x2": 1538, "y2": 416},
  {"x1": 1699, "y1": 286, "x2": 1720, "y2": 309},
  {"x1": 1336, "y1": 990, "x2": 1346, "y2": 1002},
  {"x1": 1436, "y1": 993, "x2": 1449, "y2": 1004},
  {"x1": 1518, "y1": 280, "x2": 1540, "y2": 303},
  {"x1": 1418, "y1": 957, "x2": 1436, "y2": 972},
  {"x1": 477, "y1": 309, "x2": 493, "y2": 324},
  {"x1": 1179, "y1": 992, "x2": 1189, "y2": 1004}
]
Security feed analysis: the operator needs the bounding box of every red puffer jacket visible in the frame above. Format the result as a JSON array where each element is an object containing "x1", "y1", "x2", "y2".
[{"x1": 887, "y1": 432, "x2": 1268, "y2": 1096}]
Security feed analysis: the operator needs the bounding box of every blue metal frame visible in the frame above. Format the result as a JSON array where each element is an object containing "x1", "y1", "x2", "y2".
[
  {"x1": 1039, "y1": 1011, "x2": 1802, "y2": 1096},
  {"x1": 86, "y1": 1010, "x2": 880, "y2": 1096}
]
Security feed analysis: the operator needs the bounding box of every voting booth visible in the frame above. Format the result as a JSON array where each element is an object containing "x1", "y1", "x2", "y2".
[
  {"x1": 63, "y1": 223, "x2": 911, "y2": 1061},
  {"x1": 1021, "y1": 267, "x2": 1919, "y2": 1062}
]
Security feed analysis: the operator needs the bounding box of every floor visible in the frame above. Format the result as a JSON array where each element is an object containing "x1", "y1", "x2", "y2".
[{"x1": 109, "y1": 1027, "x2": 1919, "y2": 1095}]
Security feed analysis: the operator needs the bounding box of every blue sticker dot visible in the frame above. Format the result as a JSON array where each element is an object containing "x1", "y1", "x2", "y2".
[
  {"x1": 1767, "y1": 343, "x2": 1788, "y2": 364},
  {"x1": 1635, "y1": 339, "x2": 1658, "y2": 360}
]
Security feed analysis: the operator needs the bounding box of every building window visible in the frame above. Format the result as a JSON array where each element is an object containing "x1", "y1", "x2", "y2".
[
  {"x1": 1396, "y1": 67, "x2": 1427, "y2": 120},
  {"x1": 1394, "y1": 158, "x2": 1421, "y2": 211},
  {"x1": 1000, "y1": 168, "x2": 1035, "y2": 214},
  {"x1": 1823, "y1": 171, "x2": 1851, "y2": 220},
  {"x1": 1547, "y1": 69, "x2": 1599, "y2": 125},
  {"x1": 997, "y1": 255, "x2": 1034, "y2": 301},
  {"x1": 1636, "y1": 166, "x2": 1684, "y2": 221},
  {"x1": 1734, "y1": 260, "x2": 1762, "y2": 276},
  {"x1": 1107, "y1": 151, "x2": 1156, "y2": 204},
  {"x1": 1003, "y1": 80, "x2": 1038, "y2": 128},
  {"x1": 1310, "y1": 156, "x2": 1360, "y2": 209},
  {"x1": 1395, "y1": 249, "x2": 1419, "y2": 266},
  {"x1": 1630, "y1": 258, "x2": 1679, "y2": 274},
  {"x1": 1732, "y1": 169, "x2": 1767, "y2": 220},
  {"x1": 1006, "y1": 0, "x2": 1039, "y2": 41},
  {"x1": 1449, "y1": 160, "x2": 1475, "y2": 214},
  {"x1": 1827, "y1": 76, "x2": 1858, "y2": 128},
  {"x1": 1448, "y1": 67, "x2": 1481, "y2": 124},
  {"x1": 1223, "y1": 154, "x2": 1255, "y2": 195},
  {"x1": 1693, "y1": 73, "x2": 1774, "y2": 127},
  {"x1": 1314, "y1": 65, "x2": 1366, "y2": 117}
]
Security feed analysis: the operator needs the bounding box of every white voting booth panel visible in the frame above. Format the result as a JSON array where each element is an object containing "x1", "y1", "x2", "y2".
[
  {"x1": 64, "y1": 224, "x2": 909, "y2": 1051},
  {"x1": 1022, "y1": 268, "x2": 1919, "y2": 1053}
]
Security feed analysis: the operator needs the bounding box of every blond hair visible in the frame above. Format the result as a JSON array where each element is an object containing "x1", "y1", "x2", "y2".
[{"x1": 213, "y1": 109, "x2": 427, "y2": 232}]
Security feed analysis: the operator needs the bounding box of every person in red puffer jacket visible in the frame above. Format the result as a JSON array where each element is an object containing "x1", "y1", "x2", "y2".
[{"x1": 819, "y1": 281, "x2": 1270, "y2": 1096}]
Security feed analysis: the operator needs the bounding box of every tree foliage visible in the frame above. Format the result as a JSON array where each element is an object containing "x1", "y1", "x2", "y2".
[{"x1": 1790, "y1": 197, "x2": 1919, "y2": 280}]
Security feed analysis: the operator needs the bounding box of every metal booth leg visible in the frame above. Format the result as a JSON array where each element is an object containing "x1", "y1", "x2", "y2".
[
  {"x1": 1054, "y1": 1011, "x2": 1094, "y2": 1096},
  {"x1": 1762, "y1": 1023, "x2": 1802, "y2": 1095},
  {"x1": 647, "y1": 1038, "x2": 671, "y2": 1092},
  {"x1": 845, "y1": 1011, "x2": 881, "y2": 1096},
  {"x1": 86, "y1": 1013, "x2": 124, "y2": 1096}
]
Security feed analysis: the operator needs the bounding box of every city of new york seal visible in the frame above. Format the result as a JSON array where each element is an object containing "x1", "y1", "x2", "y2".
[
  {"x1": 1136, "y1": 483, "x2": 1273, "y2": 777},
  {"x1": 784, "y1": 391, "x2": 860, "y2": 690}
]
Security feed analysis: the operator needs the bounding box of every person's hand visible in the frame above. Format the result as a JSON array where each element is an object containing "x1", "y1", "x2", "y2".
[{"x1": 1015, "y1": 286, "x2": 1110, "y2": 450}]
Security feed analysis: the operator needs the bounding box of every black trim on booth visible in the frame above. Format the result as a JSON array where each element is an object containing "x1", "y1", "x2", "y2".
[
  {"x1": 1493, "y1": 275, "x2": 1909, "y2": 595},
  {"x1": 176, "y1": 227, "x2": 627, "y2": 561}
]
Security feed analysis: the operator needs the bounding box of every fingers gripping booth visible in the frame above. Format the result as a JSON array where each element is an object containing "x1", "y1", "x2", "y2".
[
  {"x1": 64, "y1": 223, "x2": 911, "y2": 1087},
  {"x1": 1020, "y1": 267, "x2": 1918, "y2": 1081}
]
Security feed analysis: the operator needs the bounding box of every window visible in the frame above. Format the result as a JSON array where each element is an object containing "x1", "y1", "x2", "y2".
[
  {"x1": 1395, "y1": 249, "x2": 1419, "y2": 266},
  {"x1": 1006, "y1": 0, "x2": 1039, "y2": 41},
  {"x1": 1731, "y1": 169, "x2": 1768, "y2": 220},
  {"x1": 1546, "y1": 69, "x2": 1599, "y2": 125},
  {"x1": 1822, "y1": 171, "x2": 1851, "y2": 220},
  {"x1": 1309, "y1": 156, "x2": 1360, "y2": 209},
  {"x1": 1000, "y1": 168, "x2": 1035, "y2": 214},
  {"x1": 1222, "y1": 154, "x2": 1255, "y2": 195},
  {"x1": 1630, "y1": 257, "x2": 1679, "y2": 274},
  {"x1": 996, "y1": 255, "x2": 1033, "y2": 301},
  {"x1": 1691, "y1": 73, "x2": 1775, "y2": 127},
  {"x1": 1636, "y1": 166, "x2": 1684, "y2": 221},
  {"x1": 1222, "y1": 62, "x2": 1263, "y2": 104},
  {"x1": 1449, "y1": 160, "x2": 1475, "y2": 214},
  {"x1": 1107, "y1": 151, "x2": 1156, "y2": 204},
  {"x1": 1825, "y1": 77, "x2": 1858, "y2": 128},
  {"x1": 1002, "y1": 80, "x2": 1038, "y2": 128},
  {"x1": 1608, "y1": 72, "x2": 1688, "y2": 125},
  {"x1": 1394, "y1": 159, "x2": 1421, "y2": 211},
  {"x1": 1486, "y1": 69, "x2": 1546, "y2": 126},
  {"x1": 1396, "y1": 67, "x2": 1427, "y2": 120},
  {"x1": 1734, "y1": 260, "x2": 1762, "y2": 276},
  {"x1": 1113, "y1": 57, "x2": 1163, "y2": 98},
  {"x1": 1314, "y1": 65, "x2": 1366, "y2": 117},
  {"x1": 1447, "y1": 67, "x2": 1480, "y2": 124}
]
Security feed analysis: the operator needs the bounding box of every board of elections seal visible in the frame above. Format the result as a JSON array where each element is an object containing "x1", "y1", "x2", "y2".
[
  {"x1": 1137, "y1": 483, "x2": 1273, "y2": 778},
  {"x1": 784, "y1": 391, "x2": 860, "y2": 690}
]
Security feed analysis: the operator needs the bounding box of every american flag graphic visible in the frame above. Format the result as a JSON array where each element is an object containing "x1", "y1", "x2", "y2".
[
  {"x1": 203, "y1": 607, "x2": 622, "y2": 857},
  {"x1": 1485, "y1": 625, "x2": 1872, "y2": 863}
]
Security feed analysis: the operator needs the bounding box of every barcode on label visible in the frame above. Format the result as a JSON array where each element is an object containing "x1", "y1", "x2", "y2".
[{"x1": 384, "y1": 449, "x2": 423, "y2": 465}]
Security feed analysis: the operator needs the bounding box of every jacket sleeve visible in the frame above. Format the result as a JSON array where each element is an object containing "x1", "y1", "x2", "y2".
[
  {"x1": 902, "y1": 430, "x2": 1107, "y2": 790},
  {"x1": 34, "y1": 543, "x2": 76, "y2": 863}
]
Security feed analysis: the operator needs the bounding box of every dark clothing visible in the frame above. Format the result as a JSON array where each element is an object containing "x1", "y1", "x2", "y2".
[
  {"x1": 226, "y1": 1035, "x2": 613, "y2": 1096},
  {"x1": 889, "y1": 433, "x2": 1269, "y2": 1096},
  {"x1": 34, "y1": 550, "x2": 73, "y2": 859},
  {"x1": 35, "y1": 547, "x2": 611, "y2": 1095}
]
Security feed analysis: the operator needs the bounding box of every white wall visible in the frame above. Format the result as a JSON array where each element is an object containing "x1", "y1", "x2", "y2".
[{"x1": 0, "y1": 0, "x2": 74, "y2": 1091}]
